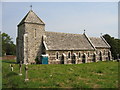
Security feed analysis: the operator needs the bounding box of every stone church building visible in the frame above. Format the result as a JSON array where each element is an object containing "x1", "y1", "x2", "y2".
[{"x1": 16, "y1": 10, "x2": 112, "y2": 64}]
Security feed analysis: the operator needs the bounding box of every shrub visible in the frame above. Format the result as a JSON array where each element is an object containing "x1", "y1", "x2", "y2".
[{"x1": 35, "y1": 56, "x2": 39, "y2": 64}]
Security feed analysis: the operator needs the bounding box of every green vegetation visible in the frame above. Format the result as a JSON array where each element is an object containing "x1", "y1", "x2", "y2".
[
  {"x1": 2, "y1": 59, "x2": 118, "y2": 88},
  {"x1": 103, "y1": 34, "x2": 120, "y2": 59},
  {"x1": 1, "y1": 33, "x2": 16, "y2": 56}
]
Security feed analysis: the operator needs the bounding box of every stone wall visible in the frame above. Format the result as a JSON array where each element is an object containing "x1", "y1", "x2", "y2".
[
  {"x1": 2, "y1": 55, "x2": 16, "y2": 60},
  {"x1": 17, "y1": 23, "x2": 45, "y2": 64},
  {"x1": 46, "y1": 48, "x2": 111, "y2": 64},
  {"x1": 16, "y1": 24, "x2": 25, "y2": 63},
  {"x1": 24, "y1": 23, "x2": 45, "y2": 64},
  {"x1": 46, "y1": 50, "x2": 93, "y2": 64},
  {"x1": 95, "y1": 48, "x2": 111, "y2": 61}
]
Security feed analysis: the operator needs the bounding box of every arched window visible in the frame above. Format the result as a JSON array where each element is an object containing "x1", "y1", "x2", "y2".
[
  {"x1": 68, "y1": 52, "x2": 71, "y2": 59},
  {"x1": 88, "y1": 52, "x2": 90, "y2": 57},
  {"x1": 78, "y1": 52, "x2": 81, "y2": 58},
  {"x1": 82, "y1": 53, "x2": 86, "y2": 63},
  {"x1": 99, "y1": 51, "x2": 102, "y2": 61},
  {"x1": 104, "y1": 50, "x2": 105, "y2": 55},
  {"x1": 56, "y1": 52, "x2": 59, "y2": 59}
]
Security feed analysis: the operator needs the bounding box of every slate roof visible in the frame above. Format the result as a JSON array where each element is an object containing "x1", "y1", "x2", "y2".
[
  {"x1": 44, "y1": 31, "x2": 95, "y2": 50},
  {"x1": 18, "y1": 10, "x2": 45, "y2": 26},
  {"x1": 89, "y1": 37, "x2": 110, "y2": 48},
  {"x1": 18, "y1": 10, "x2": 110, "y2": 50}
]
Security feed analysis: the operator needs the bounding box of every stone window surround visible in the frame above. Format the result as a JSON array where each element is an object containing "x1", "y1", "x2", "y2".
[
  {"x1": 99, "y1": 51, "x2": 103, "y2": 54},
  {"x1": 67, "y1": 51, "x2": 71, "y2": 59},
  {"x1": 53, "y1": 50, "x2": 106, "y2": 62},
  {"x1": 96, "y1": 50, "x2": 99, "y2": 55},
  {"x1": 78, "y1": 52, "x2": 81, "y2": 59},
  {"x1": 104, "y1": 50, "x2": 106, "y2": 55},
  {"x1": 88, "y1": 52, "x2": 90, "y2": 57},
  {"x1": 55, "y1": 51, "x2": 59, "y2": 60}
]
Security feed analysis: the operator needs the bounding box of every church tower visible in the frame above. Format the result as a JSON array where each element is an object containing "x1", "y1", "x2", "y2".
[{"x1": 16, "y1": 10, "x2": 45, "y2": 64}]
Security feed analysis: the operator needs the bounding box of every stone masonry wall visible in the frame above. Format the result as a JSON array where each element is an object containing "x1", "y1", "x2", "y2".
[
  {"x1": 16, "y1": 24, "x2": 25, "y2": 63},
  {"x1": 24, "y1": 23, "x2": 45, "y2": 64},
  {"x1": 46, "y1": 48, "x2": 111, "y2": 64},
  {"x1": 46, "y1": 50, "x2": 94, "y2": 64},
  {"x1": 96, "y1": 48, "x2": 111, "y2": 61}
]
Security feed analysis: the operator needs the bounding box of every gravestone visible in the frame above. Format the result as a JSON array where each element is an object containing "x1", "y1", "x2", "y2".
[
  {"x1": 25, "y1": 64, "x2": 29, "y2": 81},
  {"x1": 10, "y1": 64, "x2": 13, "y2": 71},
  {"x1": 19, "y1": 61, "x2": 22, "y2": 75}
]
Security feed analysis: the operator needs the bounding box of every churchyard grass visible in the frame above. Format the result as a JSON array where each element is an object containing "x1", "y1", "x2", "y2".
[{"x1": 2, "y1": 59, "x2": 118, "y2": 88}]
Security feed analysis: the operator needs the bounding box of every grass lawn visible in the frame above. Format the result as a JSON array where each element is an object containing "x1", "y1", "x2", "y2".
[{"x1": 2, "y1": 59, "x2": 118, "y2": 88}]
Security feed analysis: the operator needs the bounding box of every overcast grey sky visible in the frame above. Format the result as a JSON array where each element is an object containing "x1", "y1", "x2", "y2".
[{"x1": 2, "y1": 2, "x2": 118, "y2": 44}]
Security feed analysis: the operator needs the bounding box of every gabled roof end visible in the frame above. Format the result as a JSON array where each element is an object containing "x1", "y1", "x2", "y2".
[{"x1": 18, "y1": 10, "x2": 45, "y2": 26}]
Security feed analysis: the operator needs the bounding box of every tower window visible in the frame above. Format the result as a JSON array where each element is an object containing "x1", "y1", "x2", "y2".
[{"x1": 34, "y1": 29, "x2": 36, "y2": 37}]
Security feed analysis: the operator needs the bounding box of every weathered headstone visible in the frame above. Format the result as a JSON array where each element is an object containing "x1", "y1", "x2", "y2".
[
  {"x1": 25, "y1": 64, "x2": 29, "y2": 81},
  {"x1": 10, "y1": 64, "x2": 13, "y2": 71},
  {"x1": 19, "y1": 61, "x2": 22, "y2": 75}
]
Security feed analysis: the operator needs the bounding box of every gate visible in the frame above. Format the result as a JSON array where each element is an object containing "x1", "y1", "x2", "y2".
[{"x1": 41, "y1": 55, "x2": 48, "y2": 64}]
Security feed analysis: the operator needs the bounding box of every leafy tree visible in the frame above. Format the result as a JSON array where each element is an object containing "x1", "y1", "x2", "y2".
[
  {"x1": 0, "y1": 32, "x2": 2, "y2": 56},
  {"x1": 2, "y1": 32, "x2": 16, "y2": 56},
  {"x1": 103, "y1": 34, "x2": 120, "y2": 59}
]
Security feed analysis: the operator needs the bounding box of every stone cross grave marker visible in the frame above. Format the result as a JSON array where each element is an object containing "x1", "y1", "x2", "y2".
[{"x1": 25, "y1": 64, "x2": 29, "y2": 81}]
